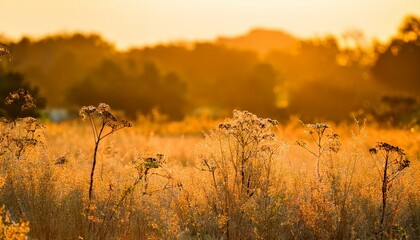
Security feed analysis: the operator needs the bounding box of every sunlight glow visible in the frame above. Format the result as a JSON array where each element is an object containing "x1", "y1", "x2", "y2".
[{"x1": 1, "y1": 0, "x2": 419, "y2": 49}]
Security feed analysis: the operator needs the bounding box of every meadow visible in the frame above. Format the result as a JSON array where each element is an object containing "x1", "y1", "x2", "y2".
[
  {"x1": 1, "y1": 102, "x2": 419, "y2": 239},
  {"x1": 1, "y1": 4, "x2": 419, "y2": 240}
]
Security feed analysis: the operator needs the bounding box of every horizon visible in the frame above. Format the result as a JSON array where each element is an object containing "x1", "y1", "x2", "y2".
[{"x1": 1, "y1": 0, "x2": 420, "y2": 50}]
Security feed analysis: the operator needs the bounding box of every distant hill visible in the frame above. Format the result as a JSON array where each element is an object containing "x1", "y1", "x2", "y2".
[{"x1": 216, "y1": 28, "x2": 298, "y2": 53}]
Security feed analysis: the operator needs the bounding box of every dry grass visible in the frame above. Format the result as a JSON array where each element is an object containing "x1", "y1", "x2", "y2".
[{"x1": 0, "y1": 111, "x2": 419, "y2": 239}]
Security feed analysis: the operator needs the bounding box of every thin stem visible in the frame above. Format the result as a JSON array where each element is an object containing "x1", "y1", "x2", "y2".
[
  {"x1": 88, "y1": 122, "x2": 106, "y2": 202},
  {"x1": 300, "y1": 145, "x2": 319, "y2": 159},
  {"x1": 99, "y1": 130, "x2": 116, "y2": 140},
  {"x1": 379, "y1": 152, "x2": 389, "y2": 239},
  {"x1": 89, "y1": 116, "x2": 98, "y2": 142}
]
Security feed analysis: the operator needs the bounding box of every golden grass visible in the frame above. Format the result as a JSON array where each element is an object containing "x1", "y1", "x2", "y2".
[{"x1": 1, "y1": 115, "x2": 419, "y2": 239}]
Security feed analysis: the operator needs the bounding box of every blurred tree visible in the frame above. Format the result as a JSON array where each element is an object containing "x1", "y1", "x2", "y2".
[
  {"x1": 372, "y1": 15, "x2": 420, "y2": 96},
  {"x1": 7, "y1": 25, "x2": 416, "y2": 121},
  {"x1": 125, "y1": 43, "x2": 260, "y2": 113},
  {"x1": 361, "y1": 95, "x2": 420, "y2": 126},
  {"x1": 8, "y1": 33, "x2": 114, "y2": 106},
  {"x1": 67, "y1": 59, "x2": 127, "y2": 108},
  {"x1": 266, "y1": 36, "x2": 375, "y2": 121},
  {"x1": 156, "y1": 72, "x2": 187, "y2": 119},
  {"x1": 378, "y1": 96, "x2": 419, "y2": 126},
  {"x1": 221, "y1": 63, "x2": 279, "y2": 117},
  {"x1": 127, "y1": 61, "x2": 187, "y2": 119},
  {"x1": 68, "y1": 60, "x2": 188, "y2": 119}
]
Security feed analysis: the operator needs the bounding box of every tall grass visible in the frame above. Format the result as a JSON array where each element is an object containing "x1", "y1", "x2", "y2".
[{"x1": 0, "y1": 106, "x2": 419, "y2": 239}]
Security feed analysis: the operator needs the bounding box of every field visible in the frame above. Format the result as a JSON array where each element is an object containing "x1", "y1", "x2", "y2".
[
  {"x1": 1, "y1": 2, "x2": 420, "y2": 239},
  {"x1": 1, "y1": 108, "x2": 419, "y2": 239}
]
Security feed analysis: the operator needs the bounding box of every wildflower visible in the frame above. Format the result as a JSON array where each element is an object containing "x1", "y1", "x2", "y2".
[
  {"x1": 327, "y1": 133, "x2": 340, "y2": 153},
  {"x1": 369, "y1": 148, "x2": 378, "y2": 155},
  {"x1": 398, "y1": 159, "x2": 410, "y2": 171},
  {"x1": 267, "y1": 119, "x2": 279, "y2": 126},
  {"x1": 297, "y1": 121, "x2": 339, "y2": 181},
  {"x1": 79, "y1": 103, "x2": 132, "y2": 202},
  {"x1": 144, "y1": 157, "x2": 160, "y2": 169},
  {"x1": 5, "y1": 89, "x2": 36, "y2": 110},
  {"x1": 79, "y1": 105, "x2": 96, "y2": 120},
  {"x1": 369, "y1": 141, "x2": 410, "y2": 237},
  {"x1": 96, "y1": 103, "x2": 110, "y2": 113}
]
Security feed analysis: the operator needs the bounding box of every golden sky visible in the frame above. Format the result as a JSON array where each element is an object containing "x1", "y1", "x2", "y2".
[{"x1": 1, "y1": 0, "x2": 419, "y2": 49}]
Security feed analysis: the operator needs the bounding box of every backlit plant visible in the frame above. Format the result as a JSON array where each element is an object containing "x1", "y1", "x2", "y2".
[
  {"x1": 79, "y1": 103, "x2": 132, "y2": 236},
  {"x1": 0, "y1": 89, "x2": 43, "y2": 239},
  {"x1": 296, "y1": 122, "x2": 340, "y2": 181},
  {"x1": 79, "y1": 103, "x2": 132, "y2": 202},
  {"x1": 199, "y1": 110, "x2": 281, "y2": 239},
  {"x1": 369, "y1": 142, "x2": 410, "y2": 239}
]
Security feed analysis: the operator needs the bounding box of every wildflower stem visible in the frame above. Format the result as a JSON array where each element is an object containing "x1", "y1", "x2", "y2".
[
  {"x1": 89, "y1": 116, "x2": 98, "y2": 141},
  {"x1": 99, "y1": 131, "x2": 114, "y2": 140},
  {"x1": 379, "y1": 153, "x2": 389, "y2": 239},
  {"x1": 88, "y1": 121, "x2": 106, "y2": 202}
]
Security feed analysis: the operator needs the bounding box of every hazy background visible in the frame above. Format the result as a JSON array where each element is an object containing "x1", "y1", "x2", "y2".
[
  {"x1": 2, "y1": 0, "x2": 419, "y2": 49},
  {"x1": 0, "y1": 0, "x2": 419, "y2": 124}
]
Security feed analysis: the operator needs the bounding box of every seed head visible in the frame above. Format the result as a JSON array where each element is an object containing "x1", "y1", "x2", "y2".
[
  {"x1": 97, "y1": 103, "x2": 110, "y2": 114},
  {"x1": 79, "y1": 105, "x2": 96, "y2": 120},
  {"x1": 369, "y1": 148, "x2": 378, "y2": 155},
  {"x1": 5, "y1": 89, "x2": 36, "y2": 110},
  {"x1": 398, "y1": 159, "x2": 410, "y2": 171}
]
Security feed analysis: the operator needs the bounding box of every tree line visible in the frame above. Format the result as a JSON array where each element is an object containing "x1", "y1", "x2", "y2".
[{"x1": 0, "y1": 15, "x2": 419, "y2": 123}]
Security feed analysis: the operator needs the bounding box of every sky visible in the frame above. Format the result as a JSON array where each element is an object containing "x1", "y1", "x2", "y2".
[{"x1": 1, "y1": 0, "x2": 419, "y2": 50}]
